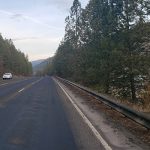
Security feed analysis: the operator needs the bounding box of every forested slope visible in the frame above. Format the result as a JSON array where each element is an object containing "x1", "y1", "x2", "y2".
[
  {"x1": 0, "y1": 34, "x2": 32, "y2": 76},
  {"x1": 51, "y1": 0, "x2": 150, "y2": 105},
  {"x1": 32, "y1": 57, "x2": 53, "y2": 75}
]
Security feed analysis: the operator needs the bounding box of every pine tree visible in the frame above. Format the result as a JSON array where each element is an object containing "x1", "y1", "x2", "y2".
[
  {"x1": 64, "y1": 0, "x2": 82, "y2": 48},
  {"x1": 52, "y1": 0, "x2": 150, "y2": 103}
]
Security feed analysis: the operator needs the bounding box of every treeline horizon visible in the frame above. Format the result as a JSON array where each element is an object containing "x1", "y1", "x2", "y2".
[
  {"x1": 49, "y1": 0, "x2": 150, "y2": 104},
  {"x1": 0, "y1": 34, "x2": 32, "y2": 76}
]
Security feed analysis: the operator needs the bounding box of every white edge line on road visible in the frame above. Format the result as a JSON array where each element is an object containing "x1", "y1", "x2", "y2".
[{"x1": 54, "y1": 78, "x2": 112, "y2": 150}]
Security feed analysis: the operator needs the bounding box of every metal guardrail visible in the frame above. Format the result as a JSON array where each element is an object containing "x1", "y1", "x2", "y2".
[{"x1": 56, "y1": 76, "x2": 150, "y2": 129}]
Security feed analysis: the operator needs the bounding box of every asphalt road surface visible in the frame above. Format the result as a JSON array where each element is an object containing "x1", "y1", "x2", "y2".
[
  {"x1": 0, "y1": 76, "x2": 148, "y2": 150},
  {"x1": 0, "y1": 76, "x2": 78, "y2": 150}
]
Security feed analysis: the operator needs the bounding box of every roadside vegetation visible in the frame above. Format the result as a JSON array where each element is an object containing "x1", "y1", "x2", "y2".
[
  {"x1": 0, "y1": 34, "x2": 32, "y2": 76},
  {"x1": 47, "y1": 0, "x2": 150, "y2": 111}
]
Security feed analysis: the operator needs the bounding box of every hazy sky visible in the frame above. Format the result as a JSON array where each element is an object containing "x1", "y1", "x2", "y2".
[{"x1": 0, "y1": 0, "x2": 88, "y2": 61}]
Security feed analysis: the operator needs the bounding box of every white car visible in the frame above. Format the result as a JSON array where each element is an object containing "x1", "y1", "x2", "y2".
[{"x1": 3, "y1": 73, "x2": 13, "y2": 80}]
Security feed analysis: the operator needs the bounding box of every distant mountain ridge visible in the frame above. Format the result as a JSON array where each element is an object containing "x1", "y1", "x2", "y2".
[
  {"x1": 32, "y1": 57, "x2": 53, "y2": 74},
  {"x1": 31, "y1": 59, "x2": 45, "y2": 67}
]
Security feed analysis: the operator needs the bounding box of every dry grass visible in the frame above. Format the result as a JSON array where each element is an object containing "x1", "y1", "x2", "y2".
[
  {"x1": 140, "y1": 84, "x2": 150, "y2": 112},
  {"x1": 63, "y1": 81, "x2": 150, "y2": 146},
  {"x1": 90, "y1": 84, "x2": 150, "y2": 113}
]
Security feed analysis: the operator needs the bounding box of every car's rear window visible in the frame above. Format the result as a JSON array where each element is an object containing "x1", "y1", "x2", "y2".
[{"x1": 4, "y1": 73, "x2": 11, "y2": 75}]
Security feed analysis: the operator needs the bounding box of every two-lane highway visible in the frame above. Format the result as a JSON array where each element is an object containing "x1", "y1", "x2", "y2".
[
  {"x1": 0, "y1": 77, "x2": 77, "y2": 150},
  {"x1": 0, "y1": 77, "x2": 39, "y2": 99}
]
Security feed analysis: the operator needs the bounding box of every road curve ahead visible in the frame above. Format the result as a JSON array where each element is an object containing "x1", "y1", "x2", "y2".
[{"x1": 0, "y1": 76, "x2": 77, "y2": 150}]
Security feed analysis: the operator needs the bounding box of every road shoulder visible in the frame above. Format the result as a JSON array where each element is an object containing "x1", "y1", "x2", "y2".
[{"x1": 54, "y1": 78, "x2": 150, "y2": 150}]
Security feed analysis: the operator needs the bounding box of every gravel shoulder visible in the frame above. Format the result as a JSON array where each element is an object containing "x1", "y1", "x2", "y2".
[
  {"x1": 55, "y1": 78, "x2": 150, "y2": 150},
  {"x1": 55, "y1": 80, "x2": 104, "y2": 150}
]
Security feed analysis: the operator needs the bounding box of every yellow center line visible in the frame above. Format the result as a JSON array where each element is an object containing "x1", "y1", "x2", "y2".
[
  {"x1": 0, "y1": 78, "x2": 43, "y2": 108},
  {"x1": 0, "y1": 78, "x2": 29, "y2": 87},
  {"x1": 0, "y1": 83, "x2": 9, "y2": 86}
]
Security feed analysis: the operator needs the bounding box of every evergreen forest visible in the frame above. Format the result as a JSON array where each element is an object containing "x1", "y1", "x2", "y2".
[
  {"x1": 50, "y1": 0, "x2": 150, "y2": 105},
  {"x1": 0, "y1": 34, "x2": 32, "y2": 76}
]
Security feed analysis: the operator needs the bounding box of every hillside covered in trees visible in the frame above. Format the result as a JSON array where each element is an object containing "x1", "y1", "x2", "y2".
[
  {"x1": 0, "y1": 34, "x2": 32, "y2": 76},
  {"x1": 32, "y1": 57, "x2": 53, "y2": 76},
  {"x1": 49, "y1": 0, "x2": 150, "y2": 106}
]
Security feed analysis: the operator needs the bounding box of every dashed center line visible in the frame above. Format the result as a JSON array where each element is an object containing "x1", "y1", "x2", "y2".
[
  {"x1": 0, "y1": 78, "x2": 43, "y2": 108},
  {"x1": 18, "y1": 88, "x2": 25, "y2": 93},
  {"x1": 17, "y1": 78, "x2": 43, "y2": 93}
]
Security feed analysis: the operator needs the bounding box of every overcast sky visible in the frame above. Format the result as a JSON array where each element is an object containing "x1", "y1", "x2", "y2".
[{"x1": 0, "y1": 0, "x2": 88, "y2": 61}]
